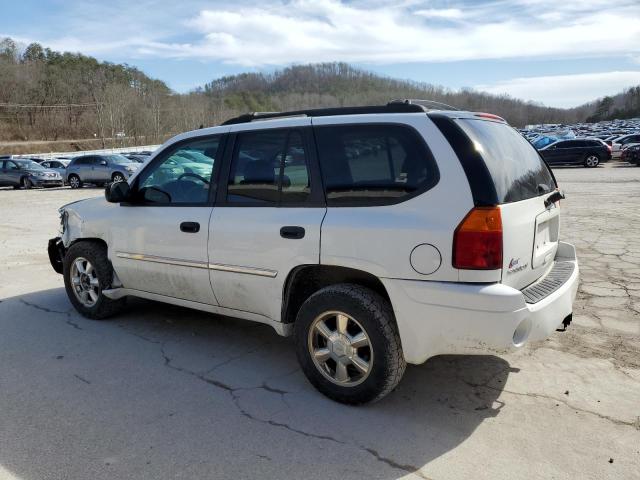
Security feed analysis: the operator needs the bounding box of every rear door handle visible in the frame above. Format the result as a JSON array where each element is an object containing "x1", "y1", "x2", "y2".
[
  {"x1": 180, "y1": 221, "x2": 200, "y2": 233},
  {"x1": 280, "y1": 226, "x2": 305, "y2": 239}
]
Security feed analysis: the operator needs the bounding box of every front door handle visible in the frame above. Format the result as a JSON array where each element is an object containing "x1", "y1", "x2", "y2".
[
  {"x1": 180, "y1": 221, "x2": 200, "y2": 233},
  {"x1": 280, "y1": 226, "x2": 305, "y2": 239}
]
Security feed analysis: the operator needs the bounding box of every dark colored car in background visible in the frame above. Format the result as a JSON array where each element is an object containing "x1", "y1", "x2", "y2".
[
  {"x1": 621, "y1": 144, "x2": 640, "y2": 165},
  {"x1": 539, "y1": 138, "x2": 612, "y2": 167},
  {"x1": 0, "y1": 158, "x2": 64, "y2": 188}
]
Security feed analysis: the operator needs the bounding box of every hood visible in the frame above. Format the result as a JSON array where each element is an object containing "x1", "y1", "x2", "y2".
[{"x1": 59, "y1": 195, "x2": 107, "y2": 213}]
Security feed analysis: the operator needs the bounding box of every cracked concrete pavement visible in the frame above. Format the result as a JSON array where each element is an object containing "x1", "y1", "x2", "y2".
[{"x1": 0, "y1": 166, "x2": 639, "y2": 480}]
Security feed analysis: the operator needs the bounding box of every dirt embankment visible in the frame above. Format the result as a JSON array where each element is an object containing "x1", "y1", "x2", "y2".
[{"x1": 0, "y1": 135, "x2": 173, "y2": 155}]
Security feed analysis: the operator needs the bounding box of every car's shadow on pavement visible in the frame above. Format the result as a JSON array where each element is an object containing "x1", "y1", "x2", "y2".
[{"x1": 0, "y1": 287, "x2": 515, "y2": 479}]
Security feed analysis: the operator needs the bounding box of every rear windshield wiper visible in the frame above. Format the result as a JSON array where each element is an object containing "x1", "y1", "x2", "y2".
[{"x1": 544, "y1": 190, "x2": 565, "y2": 208}]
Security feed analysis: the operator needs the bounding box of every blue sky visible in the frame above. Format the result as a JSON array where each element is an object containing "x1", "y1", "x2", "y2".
[{"x1": 2, "y1": 0, "x2": 640, "y2": 107}]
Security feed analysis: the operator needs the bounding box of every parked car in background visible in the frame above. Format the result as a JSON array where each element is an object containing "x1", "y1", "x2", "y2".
[
  {"x1": 539, "y1": 138, "x2": 611, "y2": 167},
  {"x1": 48, "y1": 103, "x2": 579, "y2": 404},
  {"x1": 621, "y1": 144, "x2": 640, "y2": 165},
  {"x1": 41, "y1": 159, "x2": 70, "y2": 183},
  {"x1": 603, "y1": 135, "x2": 621, "y2": 146},
  {"x1": 65, "y1": 154, "x2": 140, "y2": 189},
  {"x1": 612, "y1": 133, "x2": 640, "y2": 157},
  {"x1": 0, "y1": 158, "x2": 64, "y2": 188},
  {"x1": 125, "y1": 154, "x2": 148, "y2": 163}
]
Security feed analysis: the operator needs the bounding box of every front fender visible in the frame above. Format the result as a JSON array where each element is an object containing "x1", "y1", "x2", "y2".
[{"x1": 59, "y1": 196, "x2": 114, "y2": 248}]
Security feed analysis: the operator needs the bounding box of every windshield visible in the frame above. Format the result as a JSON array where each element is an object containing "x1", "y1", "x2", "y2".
[
  {"x1": 14, "y1": 160, "x2": 45, "y2": 170},
  {"x1": 455, "y1": 119, "x2": 556, "y2": 203},
  {"x1": 104, "y1": 154, "x2": 132, "y2": 165}
]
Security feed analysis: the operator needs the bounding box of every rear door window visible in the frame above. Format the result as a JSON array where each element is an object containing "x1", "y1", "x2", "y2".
[
  {"x1": 227, "y1": 129, "x2": 312, "y2": 205},
  {"x1": 454, "y1": 119, "x2": 556, "y2": 203},
  {"x1": 314, "y1": 124, "x2": 439, "y2": 206}
]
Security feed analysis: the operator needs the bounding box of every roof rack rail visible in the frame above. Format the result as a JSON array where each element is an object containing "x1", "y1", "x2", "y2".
[
  {"x1": 220, "y1": 102, "x2": 428, "y2": 126},
  {"x1": 389, "y1": 98, "x2": 460, "y2": 111}
]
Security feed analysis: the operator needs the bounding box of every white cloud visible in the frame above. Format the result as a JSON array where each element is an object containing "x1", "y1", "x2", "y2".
[
  {"x1": 475, "y1": 71, "x2": 640, "y2": 108},
  {"x1": 414, "y1": 8, "x2": 464, "y2": 19},
  {"x1": 172, "y1": 0, "x2": 640, "y2": 66},
  {"x1": 17, "y1": 0, "x2": 640, "y2": 67}
]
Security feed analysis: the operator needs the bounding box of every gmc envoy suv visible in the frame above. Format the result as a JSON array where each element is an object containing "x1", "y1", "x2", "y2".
[{"x1": 48, "y1": 102, "x2": 579, "y2": 404}]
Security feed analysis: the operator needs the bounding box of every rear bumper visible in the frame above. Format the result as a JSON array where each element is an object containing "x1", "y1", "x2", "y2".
[{"x1": 383, "y1": 242, "x2": 579, "y2": 365}]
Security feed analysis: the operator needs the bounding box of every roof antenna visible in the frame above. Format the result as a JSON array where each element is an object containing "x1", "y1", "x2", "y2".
[{"x1": 389, "y1": 99, "x2": 460, "y2": 111}]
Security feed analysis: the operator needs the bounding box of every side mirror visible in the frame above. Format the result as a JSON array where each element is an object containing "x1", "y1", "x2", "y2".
[
  {"x1": 100, "y1": 160, "x2": 108, "y2": 165},
  {"x1": 105, "y1": 181, "x2": 131, "y2": 203}
]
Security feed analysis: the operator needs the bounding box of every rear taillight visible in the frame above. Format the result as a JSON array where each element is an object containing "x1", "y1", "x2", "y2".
[{"x1": 453, "y1": 207, "x2": 503, "y2": 270}]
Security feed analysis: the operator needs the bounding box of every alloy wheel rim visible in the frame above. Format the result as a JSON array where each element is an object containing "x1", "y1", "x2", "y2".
[
  {"x1": 70, "y1": 177, "x2": 79, "y2": 187},
  {"x1": 113, "y1": 175, "x2": 124, "y2": 182},
  {"x1": 587, "y1": 156, "x2": 598, "y2": 166},
  {"x1": 308, "y1": 311, "x2": 373, "y2": 387},
  {"x1": 70, "y1": 257, "x2": 100, "y2": 307}
]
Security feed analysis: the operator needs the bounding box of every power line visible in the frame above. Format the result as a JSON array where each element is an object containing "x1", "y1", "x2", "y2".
[{"x1": 0, "y1": 102, "x2": 99, "y2": 108}]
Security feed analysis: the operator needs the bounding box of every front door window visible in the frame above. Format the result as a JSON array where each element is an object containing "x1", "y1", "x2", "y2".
[{"x1": 136, "y1": 137, "x2": 222, "y2": 204}]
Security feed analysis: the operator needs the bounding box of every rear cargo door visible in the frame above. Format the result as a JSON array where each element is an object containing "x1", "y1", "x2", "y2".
[{"x1": 454, "y1": 118, "x2": 559, "y2": 289}]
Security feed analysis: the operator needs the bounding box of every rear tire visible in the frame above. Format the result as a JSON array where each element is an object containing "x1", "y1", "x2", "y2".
[
  {"x1": 68, "y1": 174, "x2": 82, "y2": 189},
  {"x1": 63, "y1": 241, "x2": 126, "y2": 320},
  {"x1": 584, "y1": 154, "x2": 600, "y2": 168},
  {"x1": 294, "y1": 284, "x2": 406, "y2": 404}
]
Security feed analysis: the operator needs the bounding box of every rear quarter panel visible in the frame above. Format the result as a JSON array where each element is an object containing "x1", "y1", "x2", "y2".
[{"x1": 317, "y1": 114, "x2": 476, "y2": 282}]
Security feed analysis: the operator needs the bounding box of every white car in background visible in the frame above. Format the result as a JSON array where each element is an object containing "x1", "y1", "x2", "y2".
[
  {"x1": 48, "y1": 102, "x2": 579, "y2": 404},
  {"x1": 611, "y1": 133, "x2": 640, "y2": 157}
]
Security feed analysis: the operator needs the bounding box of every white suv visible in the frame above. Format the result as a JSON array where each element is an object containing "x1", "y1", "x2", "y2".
[{"x1": 48, "y1": 102, "x2": 579, "y2": 404}]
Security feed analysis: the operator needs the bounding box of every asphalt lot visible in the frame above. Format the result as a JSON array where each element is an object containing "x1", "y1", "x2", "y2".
[{"x1": 0, "y1": 165, "x2": 639, "y2": 480}]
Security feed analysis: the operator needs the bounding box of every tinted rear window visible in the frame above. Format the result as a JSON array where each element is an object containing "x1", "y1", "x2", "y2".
[
  {"x1": 455, "y1": 119, "x2": 555, "y2": 203},
  {"x1": 315, "y1": 124, "x2": 438, "y2": 206}
]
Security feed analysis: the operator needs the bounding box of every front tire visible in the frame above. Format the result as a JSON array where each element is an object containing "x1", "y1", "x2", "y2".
[
  {"x1": 63, "y1": 241, "x2": 126, "y2": 319},
  {"x1": 112, "y1": 172, "x2": 125, "y2": 183},
  {"x1": 20, "y1": 177, "x2": 33, "y2": 189},
  {"x1": 294, "y1": 284, "x2": 406, "y2": 404},
  {"x1": 584, "y1": 154, "x2": 600, "y2": 168},
  {"x1": 68, "y1": 174, "x2": 82, "y2": 189}
]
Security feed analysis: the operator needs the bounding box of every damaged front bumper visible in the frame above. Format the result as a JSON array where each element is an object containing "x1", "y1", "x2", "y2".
[{"x1": 48, "y1": 237, "x2": 65, "y2": 274}]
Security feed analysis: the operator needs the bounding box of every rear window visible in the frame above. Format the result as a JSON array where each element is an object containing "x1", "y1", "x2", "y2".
[
  {"x1": 315, "y1": 124, "x2": 439, "y2": 206},
  {"x1": 104, "y1": 154, "x2": 131, "y2": 165},
  {"x1": 455, "y1": 119, "x2": 556, "y2": 203}
]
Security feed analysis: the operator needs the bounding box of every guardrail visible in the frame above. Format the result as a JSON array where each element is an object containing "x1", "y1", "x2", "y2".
[{"x1": 12, "y1": 145, "x2": 161, "y2": 160}]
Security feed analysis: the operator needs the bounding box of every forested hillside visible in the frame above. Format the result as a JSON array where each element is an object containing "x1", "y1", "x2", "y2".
[
  {"x1": 0, "y1": 36, "x2": 637, "y2": 149},
  {"x1": 201, "y1": 63, "x2": 587, "y2": 128},
  {"x1": 585, "y1": 87, "x2": 640, "y2": 122}
]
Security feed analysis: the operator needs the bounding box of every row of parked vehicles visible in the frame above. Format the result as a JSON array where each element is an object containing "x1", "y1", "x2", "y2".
[
  {"x1": 0, "y1": 151, "x2": 153, "y2": 189},
  {"x1": 519, "y1": 119, "x2": 640, "y2": 167},
  {"x1": 3, "y1": 119, "x2": 639, "y2": 191}
]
